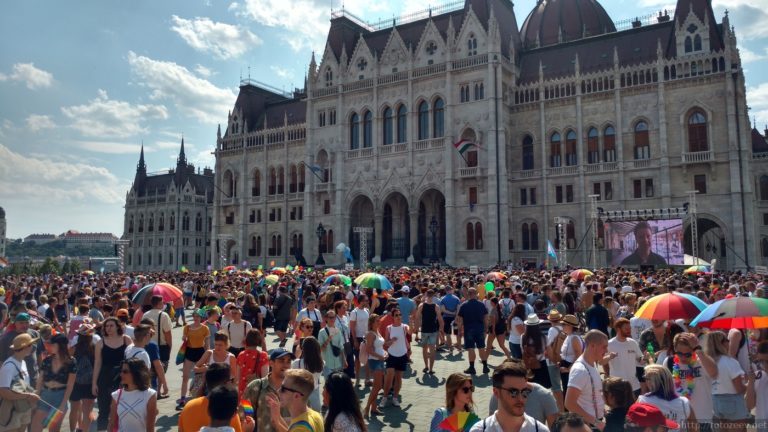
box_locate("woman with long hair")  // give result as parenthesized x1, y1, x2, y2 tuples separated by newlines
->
(429, 373, 475, 431)
(638, 365, 695, 431)
(363, 314, 387, 418)
(68, 324, 97, 432)
(563, 291, 577, 315)
(507, 303, 527, 359)
(603, 377, 635, 432)
(291, 336, 324, 411)
(92, 317, 132, 431)
(108, 357, 157, 432)
(559, 314, 583, 395)
(293, 317, 315, 358)
(179, 309, 210, 406)
(522, 315, 551, 388)
(706, 330, 749, 432)
(484, 297, 511, 360)
(31, 334, 75, 432)
(323, 371, 367, 432)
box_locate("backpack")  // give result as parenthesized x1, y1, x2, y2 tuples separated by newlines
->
(500, 298, 513, 321)
(263, 308, 275, 328)
(547, 328, 567, 364)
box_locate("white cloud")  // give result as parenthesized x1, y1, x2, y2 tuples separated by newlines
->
(0, 63, 53, 90)
(25, 114, 56, 132)
(741, 47, 768, 64)
(195, 64, 214, 78)
(72, 140, 148, 154)
(748, 82, 768, 128)
(127, 51, 237, 124)
(192, 149, 215, 168)
(270, 65, 293, 79)
(61, 89, 168, 138)
(155, 140, 185, 150)
(170, 15, 262, 59)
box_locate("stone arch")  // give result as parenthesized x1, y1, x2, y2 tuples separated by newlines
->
(417, 188, 446, 262)
(381, 191, 410, 261)
(683, 214, 729, 265)
(348, 195, 375, 260)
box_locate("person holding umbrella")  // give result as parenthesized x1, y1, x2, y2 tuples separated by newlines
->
(142, 295, 173, 372)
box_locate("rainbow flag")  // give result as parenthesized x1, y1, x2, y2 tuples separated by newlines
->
(42, 406, 64, 428)
(453, 139, 475, 155)
(241, 400, 254, 416)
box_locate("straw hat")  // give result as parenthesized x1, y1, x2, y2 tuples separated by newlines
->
(561, 314, 579, 327)
(10, 333, 39, 350)
(547, 310, 563, 322)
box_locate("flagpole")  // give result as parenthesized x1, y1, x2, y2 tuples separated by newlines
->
(303, 163, 324, 182)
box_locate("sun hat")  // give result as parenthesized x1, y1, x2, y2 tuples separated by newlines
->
(10, 333, 39, 350)
(524, 313, 541, 326)
(547, 310, 563, 322)
(561, 314, 579, 327)
(626, 403, 679, 429)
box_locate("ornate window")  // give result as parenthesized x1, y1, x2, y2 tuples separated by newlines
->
(587, 128, 599, 164)
(565, 130, 577, 166)
(474, 222, 483, 250)
(688, 111, 708, 152)
(383, 107, 394, 145)
(277, 166, 285, 194)
(467, 34, 477, 56)
(298, 163, 305, 192)
(363, 111, 373, 148)
(289, 165, 298, 193)
(634, 121, 650, 159)
(418, 101, 429, 140)
(603, 126, 616, 162)
(396, 105, 407, 143)
(252, 169, 260, 197)
(433, 98, 444, 138)
(350, 113, 360, 149)
(531, 223, 539, 250)
(269, 168, 277, 195)
(550, 132, 562, 168)
(685, 36, 693, 53)
(522, 223, 530, 250)
(522, 135, 534, 170)
(325, 68, 333, 87)
(466, 223, 475, 250)
(694, 34, 702, 51)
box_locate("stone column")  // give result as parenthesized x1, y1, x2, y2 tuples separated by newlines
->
(372, 212, 383, 263)
(407, 210, 418, 263)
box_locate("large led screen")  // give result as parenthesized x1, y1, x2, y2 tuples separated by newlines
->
(605, 219, 684, 266)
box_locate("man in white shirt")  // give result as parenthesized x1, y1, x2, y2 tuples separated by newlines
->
(565, 330, 608, 431)
(545, 310, 565, 411)
(124, 324, 152, 369)
(605, 318, 642, 396)
(349, 294, 370, 387)
(142, 295, 173, 371)
(471, 360, 549, 432)
(224, 306, 252, 357)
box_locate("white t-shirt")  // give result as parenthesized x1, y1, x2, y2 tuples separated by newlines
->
(37, 304, 50, 317)
(142, 309, 172, 346)
(508, 317, 524, 344)
(638, 394, 691, 432)
(124, 325, 135, 341)
(225, 320, 252, 348)
(124, 345, 151, 369)
(630, 316, 652, 341)
(297, 308, 322, 324)
(349, 308, 369, 339)
(673, 358, 713, 422)
(69, 333, 102, 348)
(111, 387, 156, 432)
(469, 412, 549, 432)
(755, 370, 768, 423)
(386, 324, 408, 357)
(712, 356, 745, 395)
(567, 357, 605, 419)
(607, 337, 642, 391)
(729, 329, 752, 374)
(0, 357, 29, 387)
(561, 334, 582, 364)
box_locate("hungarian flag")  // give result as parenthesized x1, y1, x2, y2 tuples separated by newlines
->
(453, 139, 475, 155)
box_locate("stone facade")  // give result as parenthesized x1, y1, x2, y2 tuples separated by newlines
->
(213, 0, 767, 270)
(0, 206, 6, 258)
(123, 140, 214, 271)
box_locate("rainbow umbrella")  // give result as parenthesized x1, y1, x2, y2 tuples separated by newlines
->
(683, 265, 711, 275)
(486, 272, 507, 281)
(132, 282, 183, 305)
(570, 269, 594, 280)
(690, 297, 768, 329)
(324, 274, 352, 286)
(438, 411, 481, 432)
(354, 272, 393, 290)
(81, 270, 95, 276)
(263, 274, 280, 285)
(240, 270, 254, 276)
(271, 267, 288, 275)
(324, 269, 340, 277)
(222, 265, 237, 272)
(634, 292, 708, 321)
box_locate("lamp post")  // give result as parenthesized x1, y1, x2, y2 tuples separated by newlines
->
(429, 216, 438, 263)
(315, 223, 326, 266)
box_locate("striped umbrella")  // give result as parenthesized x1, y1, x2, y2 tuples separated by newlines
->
(486, 272, 507, 281)
(683, 265, 711, 275)
(132, 282, 183, 305)
(570, 269, 594, 280)
(271, 267, 288, 275)
(354, 272, 393, 290)
(263, 274, 280, 286)
(324, 269, 340, 277)
(324, 274, 352, 286)
(222, 265, 237, 272)
(634, 292, 708, 321)
(690, 297, 768, 329)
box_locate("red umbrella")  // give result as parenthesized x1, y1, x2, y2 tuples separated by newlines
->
(132, 282, 183, 305)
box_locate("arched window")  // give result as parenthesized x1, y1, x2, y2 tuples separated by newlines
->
(269, 168, 277, 195)
(127, 254, 132, 266)
(603, 126, 616, 162)
(467, 34, 477, 56)
(418, 101, 429, 140)
(396, 105, 407, 143)
(277, 166, 285, 194)
(763, 238, 768, 258)
(183, 211, 190, 231)
(565, 130, 577, 166)
(761, 176, 768, 200)
(270, 235, 278, 256)
(256, 236, 262, 256)
(634, 121, 650, 159)
(224, 170, 235, 198)
(587, 127, 599, 164)
(688, 111, 708, 152)
(474, 222, 483, 250)
(433, 98, 444, 138)
(566, 221, 576, 249)
(298, 163, 305, 192)
(466, 223, 475, 250)
(531, 223, 539, 250)
(325, 68, 333, 87)
(289, 165, 298, 193)
(196, 213, 202, 231)
(148, 213, 154, 232)
(158, 213, 164, 231)
(685, 36, 693, 53)
(522, 223, 530, 250)
(138, 214, 144, 232)
(325, 230, 334, 254)
(550, 132, 562, 168)
(170, 212, 175, 230)
(252, 169, 260, 197)
(383, 107, 394, 145)
(522, 135, 534, 170)
(350, 113, 360, 149)
(363, 110, 373, 148)
(694, 35, 702, 51)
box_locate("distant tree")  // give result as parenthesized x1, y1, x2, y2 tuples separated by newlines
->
(61, 260, 71, 274)
(69, 260, 82, 274)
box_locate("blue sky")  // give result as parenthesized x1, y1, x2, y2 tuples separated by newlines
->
(1, 0, 767, 239)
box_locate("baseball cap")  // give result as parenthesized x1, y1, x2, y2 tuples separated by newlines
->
(13, 313, 31, 323)
(401, 286, 410, 293)
(627, 403, 679, 429)
(116, 309, 130, 318)
(269, 348, 295, 361)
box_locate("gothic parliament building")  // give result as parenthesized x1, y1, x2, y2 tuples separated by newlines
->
(125, 0, 768, 271)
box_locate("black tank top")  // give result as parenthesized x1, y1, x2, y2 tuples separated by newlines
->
(422, 303, 439, 333)
(100, 340, 127, 378)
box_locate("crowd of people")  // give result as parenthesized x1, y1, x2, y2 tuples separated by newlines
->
(0, 266, 767, 432)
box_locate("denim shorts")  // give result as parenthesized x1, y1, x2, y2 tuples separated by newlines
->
(547, 364, 563, 392)
(421, 332, 438, 346)
(368, 359, 386, 371)
(38, 388, 68, 412)
(464, 329, 486, 350)
(713, 393, 750, 420)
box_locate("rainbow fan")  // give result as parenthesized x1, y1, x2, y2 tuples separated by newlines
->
(241, 400, 254, 417)
(438, 411, 481, 432)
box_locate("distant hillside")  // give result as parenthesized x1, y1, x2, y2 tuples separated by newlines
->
(6, 239, 114, 258)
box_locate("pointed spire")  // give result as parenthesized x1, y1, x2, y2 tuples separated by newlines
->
(217, 124, 222, 140)
(177, 135, 187, 166)
(137, 141, 146, 172)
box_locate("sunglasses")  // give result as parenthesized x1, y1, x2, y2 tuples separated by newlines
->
(675, 351, 693, 358)
(279, 385, 304, 396)
(460, 385, 475, 394)
(393, 314, 402, 317)
(496, 386, 531, 399)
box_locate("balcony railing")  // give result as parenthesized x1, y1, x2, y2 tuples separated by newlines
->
(753, 152, 768, 160)
(682, 150, 714, 164)
(584, 162, 619, 174)
(346, 147, 374, 159)
(547, 165, 579, 176)
(460, 167, 479, 178)
(413, 137, 445, 151)
(631, 159, 652, 169)
(452, 54, 488, 71)
(315, 182, 331, 192)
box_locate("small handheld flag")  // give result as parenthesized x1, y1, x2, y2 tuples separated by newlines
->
(241, 400, 254, 417)
(41, 402, 64, 428)
(547, 240, 558, 260)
